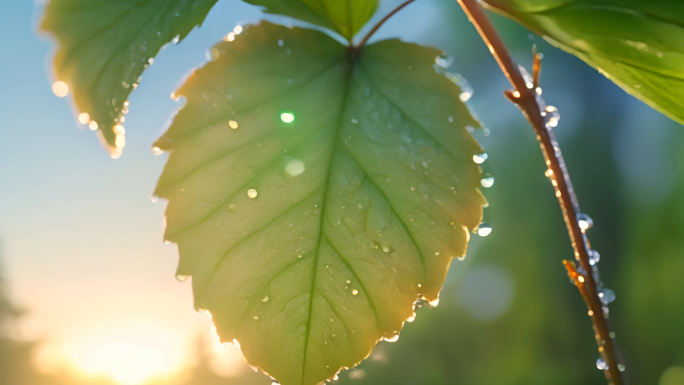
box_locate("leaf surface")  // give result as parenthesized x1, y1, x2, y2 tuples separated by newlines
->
(243, 0, 377, 41)
(483, 0, 684, 125)
(154, 22, 485, 385)
(41, 0, 218, 153)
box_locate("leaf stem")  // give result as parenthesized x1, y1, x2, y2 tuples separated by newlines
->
(352, 0, 416, 56)
(454, 0, 627, 383)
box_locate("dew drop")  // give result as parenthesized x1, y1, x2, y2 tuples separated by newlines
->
(382, 244, 392, 253)
(277, 39, 284, 46)
(298, 255, 303, 258)
(383, 334, 400, 342)
(224, 32, 235, 42)
(113, 125, 125, 135)
(618, 364, 625, 372)
(473, 153, 488, 164)
(247, 189, 258, 199)
(285, 158, 305, 176)
(151, 146, 164, 156)
(78, 112, 91, 124)
(261, 295, 269, 302)
(229, 203, 238, 212)
(598, 288, 616, 305)
(596, 358, 608, 370)
(176, 275, 189, 282)
(544, 105, 560, 128)
(52, 81, 69, 97)
(88, 121, 99, 131)
(233, 25, 243, 34)
(351, 117, 358, 124)
(229, 120, 238, 129)
(435, 53, 453, 69)
(253, 316, 259, 320)
(589, 249, 600, 265)
(477, 222, 492, 237)
(545, 169, 554, 177)
(352, 290, 359, 296)
(448, 115, 454, 123)
(577, 213, 593, 230)
(480, 175, 495, 188)
(357, 203, 363, 209)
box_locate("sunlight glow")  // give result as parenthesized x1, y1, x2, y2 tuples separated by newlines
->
(89, 343, 167, 385)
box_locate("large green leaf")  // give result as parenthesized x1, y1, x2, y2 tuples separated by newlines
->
(243, 0, 377, 41)
(41, 0, 218, 155)
(482, 0, 684, 125)
(154, 22, 486, 385)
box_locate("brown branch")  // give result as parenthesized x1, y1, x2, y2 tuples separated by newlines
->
(351, 0, 416, 57)
(455, 0, 627, 383)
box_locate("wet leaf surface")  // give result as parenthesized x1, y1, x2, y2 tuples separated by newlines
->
(154, 22, 486, 385)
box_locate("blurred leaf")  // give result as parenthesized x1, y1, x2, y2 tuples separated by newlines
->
(41, 0, 218, 153)
(243, 0, 377, 41)
(154, 22, 485, 385)
(483, 0, 684, 125)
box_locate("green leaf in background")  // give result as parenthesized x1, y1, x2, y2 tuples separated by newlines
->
(153, 22, 486, 385)
(41, 0, 218, 155)
(482, 0, 684, 125)
(243, 0, 377, 41)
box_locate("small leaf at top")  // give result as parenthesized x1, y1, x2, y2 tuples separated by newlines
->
(243, 0, 378, 41)
(41, 0, 218, 155)
(483, 0, 684, 125)
(154, 22, 486, 385)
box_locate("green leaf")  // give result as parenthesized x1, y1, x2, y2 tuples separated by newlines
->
(41, 0, 218, 154)
(154, 22, 486, 385)
(243, 0, 377, 41)
(483, 0, 684, 125)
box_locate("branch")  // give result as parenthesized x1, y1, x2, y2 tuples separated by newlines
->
(351, 0, 416, 56)
(455, 0, 627, 384)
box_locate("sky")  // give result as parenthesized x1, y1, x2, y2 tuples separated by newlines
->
(0, 0, 473, 382)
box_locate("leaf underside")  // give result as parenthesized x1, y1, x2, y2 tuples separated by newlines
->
(155, 22, 486, 385)
(484, 0, 684, 125)
(41, 0, 218, 152)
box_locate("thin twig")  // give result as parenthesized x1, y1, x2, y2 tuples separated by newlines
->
(351, 0, 416, 56)
(455, 0, 626, 383)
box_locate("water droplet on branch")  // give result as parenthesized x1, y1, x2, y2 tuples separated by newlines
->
(577, 213, 593, 230)
(598, 288, 615, 305)
(596, 358, 608, 370)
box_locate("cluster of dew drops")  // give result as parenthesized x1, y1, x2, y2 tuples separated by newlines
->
(575, 211, 623, 373)
(433, 52, 495, 238)
(515, 62, 622, 374)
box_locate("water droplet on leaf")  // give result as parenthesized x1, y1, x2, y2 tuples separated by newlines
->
(473, 153, 488, 164)
(477, 222, 492, 237)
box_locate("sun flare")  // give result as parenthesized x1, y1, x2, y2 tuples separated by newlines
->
(88, 342, 168, 385)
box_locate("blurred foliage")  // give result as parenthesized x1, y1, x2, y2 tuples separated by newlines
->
(483, 0, 684, 126)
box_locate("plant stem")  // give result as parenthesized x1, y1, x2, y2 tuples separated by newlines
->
(352, 0, 416, 54)
(454, 0, 626, 383)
